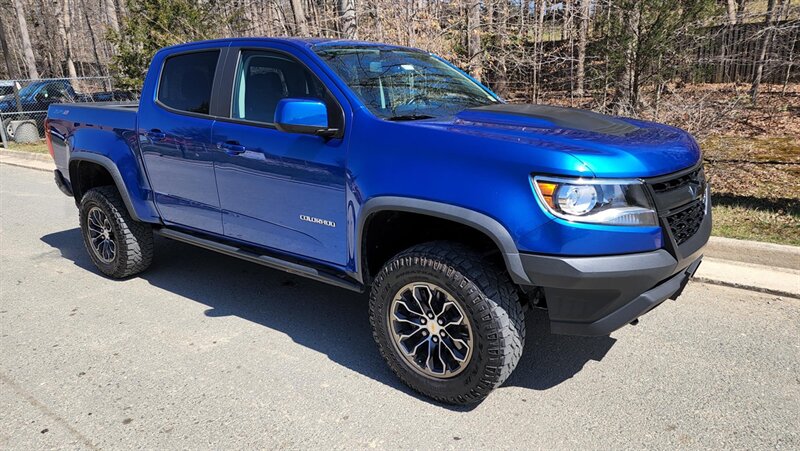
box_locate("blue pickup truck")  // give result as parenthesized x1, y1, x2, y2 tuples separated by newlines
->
(46, 38, 710, 404)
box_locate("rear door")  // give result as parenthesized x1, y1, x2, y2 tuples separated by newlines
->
(138, 49, 226, 234)
(211, 46, 349, 265)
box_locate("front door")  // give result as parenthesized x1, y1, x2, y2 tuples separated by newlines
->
(211, 49, 348, 265)
(138, 49, 224, 234)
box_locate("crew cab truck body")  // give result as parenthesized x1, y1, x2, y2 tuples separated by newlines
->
(46, 38, 710, 404)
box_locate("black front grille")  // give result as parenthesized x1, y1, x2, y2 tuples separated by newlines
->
(666, 200, 705, 245)
(650, 168, 704, 194)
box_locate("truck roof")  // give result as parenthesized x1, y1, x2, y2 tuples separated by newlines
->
(158, 37, 422, 54)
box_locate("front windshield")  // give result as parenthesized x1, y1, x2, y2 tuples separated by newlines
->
(315, 47, 499, 120)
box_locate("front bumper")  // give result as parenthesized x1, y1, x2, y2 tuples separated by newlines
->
(521, 190, 711, 336)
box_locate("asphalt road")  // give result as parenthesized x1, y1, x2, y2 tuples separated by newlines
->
(1, 163, 799, 450)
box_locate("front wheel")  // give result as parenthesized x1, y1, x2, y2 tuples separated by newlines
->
(369, 242, 525, 404)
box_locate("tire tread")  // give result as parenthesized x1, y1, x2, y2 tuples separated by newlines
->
(79, 186, 153, 278)
(369, 241, 525, 404)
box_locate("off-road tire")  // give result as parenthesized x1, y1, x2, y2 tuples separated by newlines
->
(79, 186, 153, 278)
(369, 241, 525, 404)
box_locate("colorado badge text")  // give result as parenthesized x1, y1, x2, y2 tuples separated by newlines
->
(300, 214, 336, 228)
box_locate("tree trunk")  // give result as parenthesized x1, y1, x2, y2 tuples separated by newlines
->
(290, 0, 309, 35)
(750, 0, 777, 104)
(575, 0, 590, 97)
(533, 0, 546, 102)
(467, 0, 482, 81)
(736, 0, 746, 23)
(57, 0, 78, 79)
(612, 4, 639, 114)
(271, 0, 289, 35)
(13, 0, 39, 79)
(726, 0, 738, 24)
(81, 0, 110, 87)
(338, 0, 357, 39)
(494, 0, 509, 96)
(0, 15, 16, 79)
(105, 0, 119, 32)
(372, 0, 383, 40)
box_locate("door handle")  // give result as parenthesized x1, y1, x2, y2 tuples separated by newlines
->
(147, 129, 166, 141)
(218, 141, 246, 155)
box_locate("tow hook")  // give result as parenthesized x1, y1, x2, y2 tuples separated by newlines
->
(629, 319, 639, 326)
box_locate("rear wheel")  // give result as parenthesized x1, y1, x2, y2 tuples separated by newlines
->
(369, 241, 525, 404)
(79, 186, 153, 278)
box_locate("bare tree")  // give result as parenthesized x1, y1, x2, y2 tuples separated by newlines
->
(467, 0, 482, 81)
(750, 0, 778, 103)
(105, 0, 119, 32)
(290, 0, 309, 35)
(575, 0, 590, 97)
(339, 0, 357, 38)
(736, 0, 747, 23)
(13, 0, 39, 78)
(726, 0, 738, 24)
(56, 0, 78, 79)
(0, 14, 15, 78)
(493, 0, 510, 95)
(79, 0, 110, 87)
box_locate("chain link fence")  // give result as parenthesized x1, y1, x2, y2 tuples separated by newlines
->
(0, 77, 138, 148)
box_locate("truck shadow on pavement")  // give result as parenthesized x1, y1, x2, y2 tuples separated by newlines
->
(42, 228, 616, 410)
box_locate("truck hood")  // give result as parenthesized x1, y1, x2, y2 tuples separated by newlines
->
(415, 104, 701, 178)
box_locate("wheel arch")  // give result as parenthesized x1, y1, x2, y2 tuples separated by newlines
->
(356, 197, 531, 286)
(69, 152, 159, 224)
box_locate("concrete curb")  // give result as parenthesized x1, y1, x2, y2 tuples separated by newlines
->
(0, 148, 53, 162)
(704, 236, 799, 270)
(695, 258, 799, 299)
(0, 150, 55, 173)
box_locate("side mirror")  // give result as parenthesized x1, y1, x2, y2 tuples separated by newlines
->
(274, 98, 335, 137)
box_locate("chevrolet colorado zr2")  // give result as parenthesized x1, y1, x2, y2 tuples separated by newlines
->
(46, 38, 710, 404)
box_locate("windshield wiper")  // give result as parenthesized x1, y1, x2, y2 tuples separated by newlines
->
(386, 114, 435, 121)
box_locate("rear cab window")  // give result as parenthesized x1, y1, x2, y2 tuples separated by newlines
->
(157, 50, 220, 115)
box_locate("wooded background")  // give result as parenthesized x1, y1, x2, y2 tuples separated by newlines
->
(1, 0, 798, 123)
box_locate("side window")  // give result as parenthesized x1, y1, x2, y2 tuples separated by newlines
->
(232, 51, 329, 125)
(158, 50, 219, 115)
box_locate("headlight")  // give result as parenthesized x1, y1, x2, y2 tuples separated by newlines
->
(533, 176, 657, 226)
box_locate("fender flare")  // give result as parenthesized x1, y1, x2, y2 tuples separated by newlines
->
(355, 196, 531, 285)
(68, 151, 159, 223)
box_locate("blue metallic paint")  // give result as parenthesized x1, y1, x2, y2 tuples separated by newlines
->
(275, 98, 329, 129)
(47, 104, 160, 223)
(47, 37, 705, 280)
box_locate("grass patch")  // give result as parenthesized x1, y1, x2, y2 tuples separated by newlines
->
(701, 135, 799, 246)
(5, 141, 49, 154)
(712, 199, 800, 246)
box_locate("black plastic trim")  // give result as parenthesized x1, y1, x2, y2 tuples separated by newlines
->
(68, 151, 159, 223)
(54, 169, 73, 197)
(156, 228, 363, 292)
(357, 197, 531, 285)
(549, 258, 702, 336)
(520, 247, 706, 336)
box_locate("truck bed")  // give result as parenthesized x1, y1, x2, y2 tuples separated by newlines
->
(48, 101, 139, 133)
(47, 101, 141, 179)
